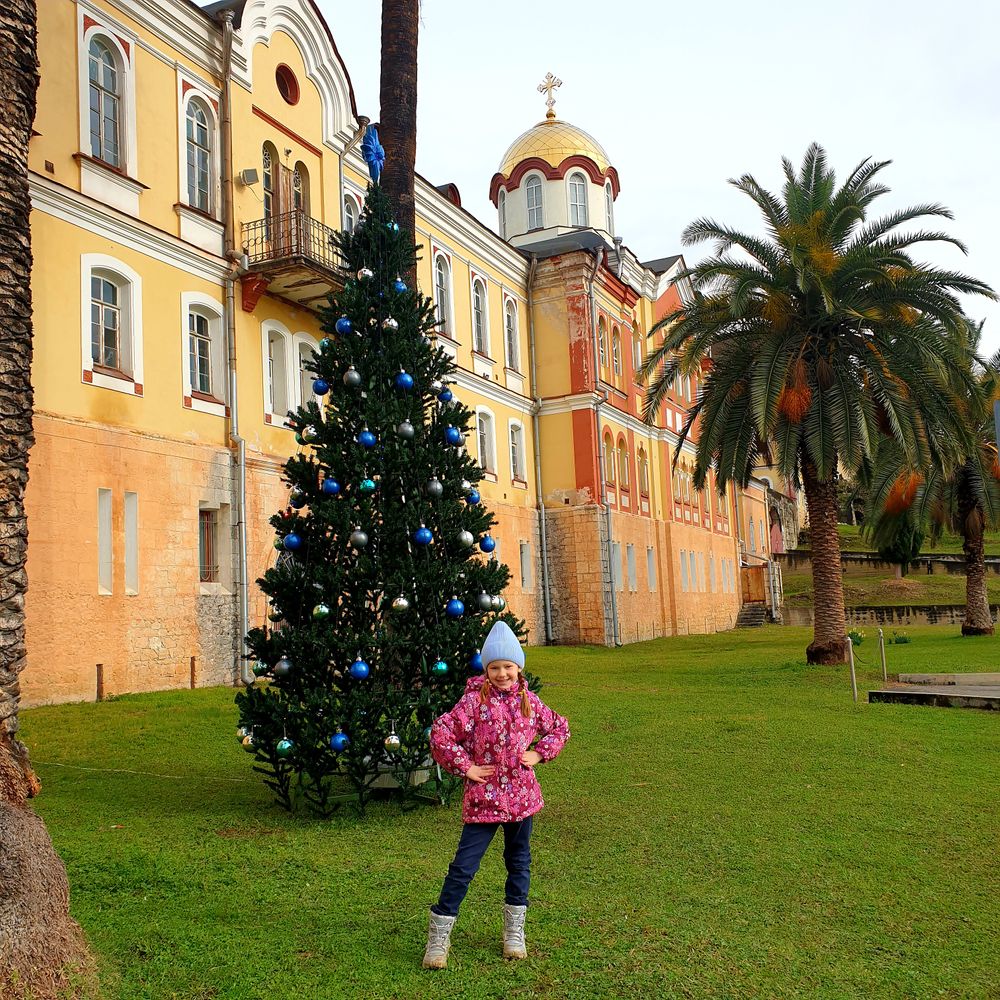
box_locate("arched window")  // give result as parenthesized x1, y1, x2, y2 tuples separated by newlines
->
(91, 269, 127, 372)
(296, 338, 318, 407)
(343, 194, 358, 233)
(498, 190, 507, 239)
(88, 38, 122, 166)
(185, 98, 212, 213)
(509, 422, 525, 480)
(612, 328, 622, 376)
(638, 448, 649, 495)
(605, 182, 614, 235)
(264, 325, 290, 420)
(262, 142, 278, 237)
(633, 333, 643, 374)
(472, 278, 487, 355)
(434, 255, 452, 336)
(526, 175, 543, 230)
(603, 433, 615, 483)
(598, 317, 608, 368)
(293, 162, 309, 214)
(504, 300, 520, 370)
(476, 410, 496, 473)
(617, 439, 630, 489)
(749, 517, 757, 553)
(569, 172, 588, 226)
(181, 294, 225, 413)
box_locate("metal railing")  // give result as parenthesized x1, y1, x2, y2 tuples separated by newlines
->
(241, 211, 343, 272)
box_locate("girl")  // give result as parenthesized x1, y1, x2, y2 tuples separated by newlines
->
(423, 620, 570, 969)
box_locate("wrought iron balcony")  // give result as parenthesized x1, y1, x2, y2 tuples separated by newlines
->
(240, 211, 344, 310)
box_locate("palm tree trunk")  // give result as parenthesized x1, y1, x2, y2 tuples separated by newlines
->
(957, 470, 993, 636)
(378, 0, 418, 276)
(801, 460, 847, 664)
(0, 4, 92, 992)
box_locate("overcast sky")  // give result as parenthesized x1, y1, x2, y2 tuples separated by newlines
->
(315, 0, 1000, 348)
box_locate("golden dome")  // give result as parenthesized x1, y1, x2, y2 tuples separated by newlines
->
(497, 118, 611, 178)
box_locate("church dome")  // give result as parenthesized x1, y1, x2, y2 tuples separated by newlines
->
(497, 118, 612, 179)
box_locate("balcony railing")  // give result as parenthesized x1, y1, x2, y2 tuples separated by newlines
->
(242, 211, 343, 272)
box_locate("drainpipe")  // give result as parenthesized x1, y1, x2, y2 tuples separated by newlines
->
(219, 11, 253, 687)
(526, 254, 552, 644)
(613, 236, 624, 279)
(587, 248, 621, 646)
(338, 115, 370, 226)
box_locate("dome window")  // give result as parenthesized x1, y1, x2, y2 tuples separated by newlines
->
(498, 189, 507, 239)
(526, 175, 544, 230)
(569, 172, 588, 227)
(605, 182, 614, 235)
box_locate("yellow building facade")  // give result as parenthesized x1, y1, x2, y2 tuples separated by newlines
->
(23, 0, 780, 706)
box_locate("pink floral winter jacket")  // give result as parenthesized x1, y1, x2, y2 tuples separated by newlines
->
(430, 675, 570, 824)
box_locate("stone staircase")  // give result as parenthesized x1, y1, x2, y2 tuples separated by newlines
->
(736, 603, 768, 628)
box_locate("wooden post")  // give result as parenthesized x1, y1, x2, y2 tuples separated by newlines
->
(878, 628, 888, 682)
(190, 656, 197, 690)
(96, 663, 104, 702)
(846, 637, 858, 703)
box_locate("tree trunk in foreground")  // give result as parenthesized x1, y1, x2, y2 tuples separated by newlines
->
(957, 473, 993, 636)
(0, 3, 93, 995)
(379, 0, 418, 277)
(801, 461, 847, 664)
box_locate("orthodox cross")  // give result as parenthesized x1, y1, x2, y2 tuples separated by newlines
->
(537, 72, 562, 119)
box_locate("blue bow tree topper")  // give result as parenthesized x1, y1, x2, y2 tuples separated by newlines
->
(361, 124, 385, 183)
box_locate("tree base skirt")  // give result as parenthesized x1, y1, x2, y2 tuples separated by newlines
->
(806, 638, 847, 665)
(961, 623, 995, 636)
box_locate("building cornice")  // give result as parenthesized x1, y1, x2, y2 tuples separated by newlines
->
(450, 366, 534, 416)
(30, 173, 229, 283)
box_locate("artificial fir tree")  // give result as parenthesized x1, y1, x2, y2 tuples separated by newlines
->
(235, 163, 524, 815)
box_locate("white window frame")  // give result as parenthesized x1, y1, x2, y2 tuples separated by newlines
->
(526, 174, 544, 230)
(261, 320, 294, 427)
(198, 500, 233, 596)
(568, 172, 588, 227)
(617, 439, 630, 490)
(471, 275, 489, 356)
(603, 433, 615, 485)
(498, 189, 507, 239)
(612, 329, 622, 376)
(181, 292, 226, 417)
(605, 182, 615, 235)
(293, 332, 322, 410)
(508, 419, 526, 482)
(749, 517, 757, 553)
(80, 253, 143, 396)
(475, 406, 497, 475)
(503, 297, 521, 372)
(433, 249, 455, 339)
(637, 448, 649, 496)
(178, 87, 220, 218)
(598, 318, 608, 368)
(342, 193, 359, 233)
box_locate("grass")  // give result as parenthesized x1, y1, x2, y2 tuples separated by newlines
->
(829, 524, 1000, 555)
(781, 564, 1000, 608)
(21, 627, 1000, 1000)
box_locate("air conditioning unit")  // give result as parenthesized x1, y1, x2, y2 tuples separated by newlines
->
(238, 168, 259, 186)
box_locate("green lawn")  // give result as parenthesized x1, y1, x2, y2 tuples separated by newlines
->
(829, 524, 1000, 555)
(22, 627, 1000, 1000)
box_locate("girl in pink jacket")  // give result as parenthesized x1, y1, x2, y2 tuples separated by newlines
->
(422, 620, 570, 970)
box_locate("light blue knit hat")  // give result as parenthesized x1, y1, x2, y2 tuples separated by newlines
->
(480, 620, 524, 670)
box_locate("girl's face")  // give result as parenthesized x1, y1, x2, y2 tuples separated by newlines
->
(486, 658, 519, 691)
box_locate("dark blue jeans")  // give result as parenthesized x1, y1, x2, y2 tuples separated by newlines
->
(432, 817, 533, 917)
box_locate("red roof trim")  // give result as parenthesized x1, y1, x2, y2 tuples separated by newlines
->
(489, 156, 620, 205)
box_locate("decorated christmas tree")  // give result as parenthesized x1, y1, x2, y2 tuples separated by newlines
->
(236, 136, 523, 815)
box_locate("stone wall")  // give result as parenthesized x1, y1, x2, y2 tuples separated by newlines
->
(781, 604, 999, 627)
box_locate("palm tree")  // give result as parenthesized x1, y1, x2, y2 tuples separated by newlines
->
(0, 2, 91, 992)
(379, 0, 419, 266)
(640, 144, 996, 664)
(867, 323, 1000, 635)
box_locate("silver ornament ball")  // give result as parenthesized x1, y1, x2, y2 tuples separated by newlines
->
(357, 267, 374, 281)
(343, 366, 362, 388)
(457, 530, 475, 548)
(350, 528, 369, 549)
(391, 594, 410, 613)
(273, 656, 293, 678)
(396, 420, 415, 440)
(429, 379, 444, 394)
(384, 733, 402, 751)
(477, 592, 494, 612)
(490, 595, 503, 612)
(382, 317, 399, 332)
(425, 477, 444, 498)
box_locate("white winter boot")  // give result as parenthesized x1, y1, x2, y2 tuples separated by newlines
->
(502, 903, 528, 959)
(422, 910, 457, 969)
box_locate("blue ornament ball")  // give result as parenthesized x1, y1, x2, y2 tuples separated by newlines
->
(413, 526, 433, 546)
(321, 478, 341, 496)
(432, 659, 449, 676)
(357, 429, 377, 448)
(444, 425, 463, 445)
(330, 731, 350, 752)
(320, 337, 333, 350)
(438, 388, 453, 403)
(283, 533, 302, 551)
(446, 597, 465, 618)
(387, 221, 400, 233)
(479, 534, 496, 553)
(359, 477, 376, 494)
(288, 489, 306, 509)
(335, 316, 353, 335)
(312, 378, 330, 396)
(469, 653, 484, 672)
(349, 658, 370, 680)
(466, 489, 481, 505)
(393, 279, 408, 294)
(394, 370, 414, 391)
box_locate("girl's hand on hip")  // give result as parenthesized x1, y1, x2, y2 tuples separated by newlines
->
(520, 750, 542, 768)
(465, 764, 495, 784)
